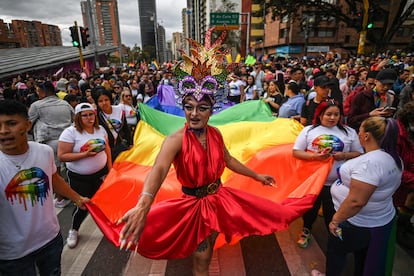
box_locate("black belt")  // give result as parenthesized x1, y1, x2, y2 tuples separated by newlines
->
(182, 179, 221, 198)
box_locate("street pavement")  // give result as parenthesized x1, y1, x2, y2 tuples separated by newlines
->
(57, 204, 414, 276)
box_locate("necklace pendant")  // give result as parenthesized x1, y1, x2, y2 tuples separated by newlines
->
(16, 165, 21, 170)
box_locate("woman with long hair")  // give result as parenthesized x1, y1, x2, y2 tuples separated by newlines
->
(293, 100, 363, 249)
(243, 75, 258, 100)
(58, 103, 112, 248)
(263, 79, 284, 115)
(322, 117, 403, 275)
(117, 87, 139, 134)
(92, 87, 132, 161)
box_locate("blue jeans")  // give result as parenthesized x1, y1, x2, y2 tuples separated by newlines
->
(0, 232, 63, 276)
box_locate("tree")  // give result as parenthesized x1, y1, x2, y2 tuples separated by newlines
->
(266, 0, 414, 52)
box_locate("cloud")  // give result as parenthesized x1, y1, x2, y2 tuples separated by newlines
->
(0, 0, 185, 47)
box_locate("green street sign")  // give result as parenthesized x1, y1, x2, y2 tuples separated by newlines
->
(210, 12, 239, 28)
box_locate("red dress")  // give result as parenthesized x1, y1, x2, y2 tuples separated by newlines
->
(137, 124, 298, 259)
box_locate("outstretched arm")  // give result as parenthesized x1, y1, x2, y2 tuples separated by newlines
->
(117, 130, 183, 248)
(224, 146, 274, 186)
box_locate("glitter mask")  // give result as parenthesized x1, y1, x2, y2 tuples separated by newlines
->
(175, 27, 231, 103)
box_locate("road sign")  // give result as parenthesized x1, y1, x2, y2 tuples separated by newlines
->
(210, 12, 239, 30)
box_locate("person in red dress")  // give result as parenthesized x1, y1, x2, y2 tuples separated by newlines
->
(117, 28, 298, 275)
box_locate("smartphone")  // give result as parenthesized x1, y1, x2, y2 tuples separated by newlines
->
(383, 106, 396, 112)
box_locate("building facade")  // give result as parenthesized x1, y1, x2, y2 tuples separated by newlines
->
(181, 0, 413, 58)
(137, 0, 157, 55)
(157, 24, 167, 63)
(262, 0, 413, 57)
(81, 0, 121, 47)
(171, 31, 183, 60)
(0, 19, 61, 49)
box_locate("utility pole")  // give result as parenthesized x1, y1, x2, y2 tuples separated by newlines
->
(240, 12, 251, 56)
(357, 0, 370, 55)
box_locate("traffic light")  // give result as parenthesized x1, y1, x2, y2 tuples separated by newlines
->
(367, 8, 375, 29)
(353, 9, 364, 31)
(80, 27, 90, 49)
(69, 26, 80, 48)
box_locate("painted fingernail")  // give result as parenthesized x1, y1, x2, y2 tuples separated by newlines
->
(126, 241, 133, 251)
(133, 245, 138, 257)
(119, 239, 126, 250)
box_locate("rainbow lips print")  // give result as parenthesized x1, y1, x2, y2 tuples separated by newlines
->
(5, 167, 50, 210)
(80, 139, 106, 153)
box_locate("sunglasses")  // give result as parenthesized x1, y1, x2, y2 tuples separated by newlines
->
(81, 113, 95, 118)
(124, 94, 131, 97)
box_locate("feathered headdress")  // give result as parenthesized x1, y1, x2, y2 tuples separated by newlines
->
(175, 27, 230, 102)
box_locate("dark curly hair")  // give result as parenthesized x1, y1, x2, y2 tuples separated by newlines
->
(398, 102, 414, 127)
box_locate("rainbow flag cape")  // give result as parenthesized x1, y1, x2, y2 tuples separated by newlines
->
(87, 100, 333, 249)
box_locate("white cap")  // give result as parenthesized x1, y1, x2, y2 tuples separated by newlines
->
(75, 103, 95, 114)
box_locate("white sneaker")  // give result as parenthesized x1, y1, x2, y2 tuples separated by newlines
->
(54, 198, 69, 208)
(67, 229, 78, 248)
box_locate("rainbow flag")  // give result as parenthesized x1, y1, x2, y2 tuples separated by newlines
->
(150, 60, 159, 70)
(87, 100, 333, 250)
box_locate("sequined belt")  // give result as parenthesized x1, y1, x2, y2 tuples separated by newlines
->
(182, 179, 221, 198)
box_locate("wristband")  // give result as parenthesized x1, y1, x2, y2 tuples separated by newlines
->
(75, 196, 86, 207)
(140, 191, 154, 199)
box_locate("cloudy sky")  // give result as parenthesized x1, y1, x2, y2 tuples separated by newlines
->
(0, 0, 186, 47)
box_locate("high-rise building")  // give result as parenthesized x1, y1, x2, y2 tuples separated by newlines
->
(137, 0, 157, 55)
(0, 19, 61, 49)
(185, 0, 208, 43)
(81, 0, 121, 47)
(171, 32, 183, 60)
(0, 19, 21, 48)
(157, 24, 167, 63)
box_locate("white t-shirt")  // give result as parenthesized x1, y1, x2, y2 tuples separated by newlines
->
(131, 88, 138, 98)
(0, 142, 59, 260)
(117, 103, 138, 127)
(244, 84, 258, 100)
(293, 125, 363, 185)
(331, 150, 402, 227)
(101, 105, 124, 140)
(59, 126, 108, 175)
(251, 70, 265, 90)
(228, 79, 245, 96)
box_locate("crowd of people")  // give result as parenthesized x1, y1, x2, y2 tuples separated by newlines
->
(1, 48, 414, 275)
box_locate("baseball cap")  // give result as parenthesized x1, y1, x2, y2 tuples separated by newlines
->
(75, 103, 95, 114)
(314, 76, 333, 87)
(376, 68, 397, 84)
(58, 78, 69, 84)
